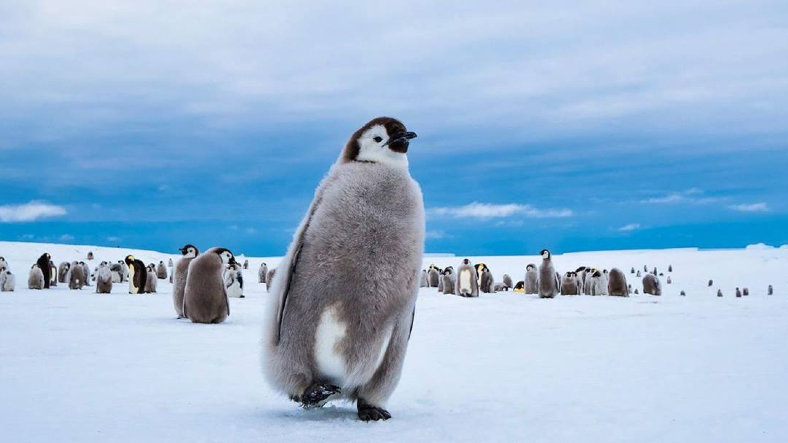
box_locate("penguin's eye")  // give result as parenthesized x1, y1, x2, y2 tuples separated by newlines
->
(373, 136, 383, 143)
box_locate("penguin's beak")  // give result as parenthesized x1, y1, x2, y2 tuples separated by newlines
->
(229, 257, 237, 265)
(384, 131, 418, 153)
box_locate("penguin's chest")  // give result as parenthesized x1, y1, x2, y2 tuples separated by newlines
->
(459, 269, 472, 292)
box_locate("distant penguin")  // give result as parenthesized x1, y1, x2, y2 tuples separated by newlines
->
(644, 265, 648, 272)
(668, 265, 673, 272)
(156, 261, 168, 280)
(87, 251, 94, 261)
(716, 289, 722, 297)
(58, 262, 70, 283)
(0, 269, 15, 292)
(442, 271, 456, 295)
(173, 245, 199, 318)
(538, 249, 559, 299)
(708, 279, 713, 287)
(502, 274, 513, 290)
(428, 268, 440, 288)
(144, 264, 157, 293)
(124, 255, 147, 294)
(666, 276, 672, 284)
(560, 272, 580, 295)
(480, 267, 495, 293)
(524, 264, 539, 294)
(28, 265, 45, 290)
(513, 281, 525, 293)
(81, 262, 91, 286)
(259, 263, 269, 284)
(266, 268, 276, 292)
(736, 288, 742, 298)
(183, 247, 234, 323)
(168, 258, 174, 268)
(96, 264, 113, 294)
(628, 284, 632, 294)
(680, 291, 686, 296)
(631, 267, 635, 274)
(607, 268, 628, 297)
(225, 263, 245, 298)
(636, 270, 641, 278)
(634, 289, 639, 294)
(419, 270, 429, 288)
(68, 262, 85, 290)
(243, 259, 249, 270)
(642, 274, 661, 296)
(768, 285, 773, 295)
(743, 287, 749, 297)
(456, 258, 479, 297)
(36, 253, 52, 289)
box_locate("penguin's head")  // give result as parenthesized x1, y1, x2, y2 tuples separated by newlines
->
(593, 270, 602, 277)
(213, 248, 236, 266)
(526, 264, 535, 271)
(462, 258, 471, 265)
(124, 255, 135, 266)
(179, 244, 199, 258)
(540, 249, 551, 260)
(341, 117, 417, 167)
(575, 266, 586, 272)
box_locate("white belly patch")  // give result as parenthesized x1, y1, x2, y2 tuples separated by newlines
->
(314, 306, 348, 384)
(459, 269, 472, 293)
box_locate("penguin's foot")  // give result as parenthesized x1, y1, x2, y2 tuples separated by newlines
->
(357, 399, 391, 421)
(300, 383, 341, 409)
(239, 295, 245, 298)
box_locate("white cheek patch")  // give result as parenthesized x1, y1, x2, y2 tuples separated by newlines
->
(314, 306, 348, 384)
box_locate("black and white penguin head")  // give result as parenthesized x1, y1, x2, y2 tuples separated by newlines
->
(124, 255, 136, 266)
(212, 248, 236, 266)
(341, 117, 417, 168)
(526, 264, 535, 271)
(575, 266, 586, 273)
(462, 258, 471, 265)
(179, 244, 199, 258)
(540, 249, 551, 260)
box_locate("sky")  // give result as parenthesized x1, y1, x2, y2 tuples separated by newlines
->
(1, 0, 787, 256)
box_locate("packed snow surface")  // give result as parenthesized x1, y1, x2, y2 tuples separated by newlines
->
(1, 241, 786, 443)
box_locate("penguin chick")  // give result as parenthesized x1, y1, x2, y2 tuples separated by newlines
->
(587, 270, 606, 296)
(144, 264, 158, 293)
(261, 117, 423, 422)
(87, 251, 94, 261)
(607, 268, 628, 297)
(49, 261, 58, 287)
(456, 258, 479, 297)
(480, 267, 495, 293)
(109, 263, 122, 283)
(156, 261, 168, 280)
(442, 272, 456, 295)
(173, 245, 199, 318)
(81, 262, 91, 287)
(0, 270, 15, 292)
(243, 259, 249, 270)
(96, 263, 113, 294)
(419, 270, 429, 288)
(502, 274, 513, 290)
(225, 263, 245, 298)
(28, 265, 45, 290)
(259, 263, 269, 284)
(266, 268, 276, 292)
(642, 274, 661, 296)
(168, 258, 174, 268)
(183, 247, 234, 324)
(524, 264, 539, 295)
(428, 268, 440, 288)
(537, 250, 559, 299)
(560, 272, 579, 295)
(68, 261, 85, 290)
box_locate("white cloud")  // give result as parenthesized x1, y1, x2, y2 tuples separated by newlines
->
(618, 223, 641, 232)
(0, 201, 67, 222)
(641, 188, 719, 205)
(106, 236, 121, 242)
(728, 202, 769, 213)
(426, 230, 451, 240)
(58, 234, 75, 242)
(431, 202, 573, 219)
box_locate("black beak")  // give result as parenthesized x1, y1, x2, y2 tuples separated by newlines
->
(178, 248, 186, 254)
(384, 131, 418, 153)
(229, 257, 237, 265)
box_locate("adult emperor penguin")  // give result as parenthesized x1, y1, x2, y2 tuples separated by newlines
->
(513, 281, 525, 293)
(183, 247, 235, 323)
(642, 274, 661, 296)
(156, 261, 168, 280)
(173, 245, 199, 318)
(36, 253, 52, 289)
(262, 117, 423, 421)
(538, 249, 559, 299)
(524, 264, 539, 294)
(124, 255, 147, 294)
(259, 262, 268, 283)
(607, 268, 628, 297)
(96, 263, 113, 294)
(28, 265, 45, 289)
(456, 258, 479, 297)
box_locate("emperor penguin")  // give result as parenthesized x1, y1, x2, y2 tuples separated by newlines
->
(668, 264, 673, 272)
(437, 268, 444, 292)
(642, 274, 661, 296)
(717, 289, 723, 297)
(28, 265, 45, 289)
(87, 251, 94, 260)
(173, 245, 199, 318)
(537, 249, 559, 299)
(666, 276, 672, 285)
(587, 270, 605, 295)
(183, 247, 235, 323)
(96, 263, 113, 294)
(266, 268, 276, 292)
(631, 267, 635, 274)
(119, 260, 129, 282)
(261, 117, 423, 421)
(513, 281, 525, 293)
(419, 270, 429, 288)
(574, 267, 587, 293)
(607, 268, 628, 297)
(36, 253, 52, 289)
(524, 264, 539, 294)
(480, 266, 495, 293)
(0, 269, 15, 292)
(168, 258, 174, 268)
(456, 258, 479, 297)
(144, 264, 158, 293)
(735, 287, 742, 298)
(743, 287, 749, 296)
(58, 262, 70, 283)
(768, 285, 773, 295)
(243, 259, 249, 270)
(224, 262, 245, 298)
(441, 270, 456, 295)
(560, 272, 580, 295)
(81, 262, 91, 287)
(428, 267, 440, 288)
(68, 261, 85, 290)
(636, 270, 641, 278)
(124, 255, 147, 294)
(502, 274, 513, 290)
(259, 263, 269, 284)
(708, 279, 713, 287)
(49, 261, 58, 287)
(110, 263, 122, 283)
(0, 257, 6, 271)
(156, 261, 168, 280)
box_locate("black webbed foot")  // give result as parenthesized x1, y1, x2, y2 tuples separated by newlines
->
(300, 383, 341, 409)
(357, 399, 391, 421)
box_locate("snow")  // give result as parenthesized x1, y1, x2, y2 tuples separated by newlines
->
(1, 241, 787, 443)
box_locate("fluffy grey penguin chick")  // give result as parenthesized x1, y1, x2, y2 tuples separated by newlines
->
(524, 264, 539, 294)
(560, 272, 580, 295)
(502, 274, 513, 290)
(259, 263, 268, 283)
(642, 274, 662, 296)
(156, 261, 168, 280)
(537, 250, 559, 298)
(96, 263, 113, 294)
(144, 265, 158, 293)
(68, 261, 85, 290)
(1, 270, 15, 292)
(442, 271, 456, 295)
(266, 268, 276, 292)
(183, 247, 234, 324)
(81, 262, 91, 286)
(28, 265, 45, 290)
(456, 259, 479, 297)
(173, 245, 199, 319)
(428, 268, 440, 288)
(419, 270, 429, 288)
(262, 117, 423, 422)
(480, 267, 495, 293)
(607, 268, 628, 297)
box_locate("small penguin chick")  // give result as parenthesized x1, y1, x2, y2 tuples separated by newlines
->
(537, 249, 559, 299)
(173, 244, 199, 318)
(524, 264, 539, 295)
(259, 262, 269, 284)
(183, 247, 234, 324)
(717, 289, 723, 297)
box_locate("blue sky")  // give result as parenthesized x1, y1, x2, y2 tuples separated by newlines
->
(1, 0, 787, 256)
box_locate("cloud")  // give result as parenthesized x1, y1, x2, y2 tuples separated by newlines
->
(106, 236, 121, 242)
(618, 223, 641, 232)
(426, 230, 451, 240)
(641, 188, 719, 205)
(728, 202, 769, 213)
(0, 201, 67, 222)
(58, 234, 75, 242)
(431, 202, 573, 219)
